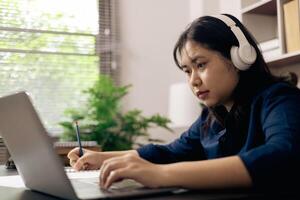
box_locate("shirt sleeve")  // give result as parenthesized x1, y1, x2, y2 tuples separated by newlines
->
(137, 109, 208, 164)
(239, 86, 300, 190)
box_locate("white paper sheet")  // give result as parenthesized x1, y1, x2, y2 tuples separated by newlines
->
(0, 175, 25, 188)
(0, 170, 100, 188)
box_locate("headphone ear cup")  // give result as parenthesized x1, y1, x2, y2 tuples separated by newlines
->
(230, 46, 250, 71)
(238, 44, 257, 65)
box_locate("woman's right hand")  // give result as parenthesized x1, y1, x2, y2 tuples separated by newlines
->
(67, 147, 104, 171)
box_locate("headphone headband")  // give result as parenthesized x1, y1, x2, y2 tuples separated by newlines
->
(213, 15, 249, 47)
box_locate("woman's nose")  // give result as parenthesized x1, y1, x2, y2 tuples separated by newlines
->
(190, 70, 202, 87)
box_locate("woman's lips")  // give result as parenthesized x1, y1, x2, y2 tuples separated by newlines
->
(196, 90, 209, 100)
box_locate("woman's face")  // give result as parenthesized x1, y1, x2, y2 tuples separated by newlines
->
(179, 40, 239, 111)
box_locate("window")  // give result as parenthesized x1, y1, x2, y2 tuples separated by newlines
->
(0, 0, 99, 135)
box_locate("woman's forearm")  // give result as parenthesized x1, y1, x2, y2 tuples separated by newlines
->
(161, 156, 252, 189)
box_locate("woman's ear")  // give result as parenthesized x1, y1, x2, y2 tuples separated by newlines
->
(226, 59, 239, 73)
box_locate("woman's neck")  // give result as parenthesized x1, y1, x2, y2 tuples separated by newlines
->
(223, 100, 234, 112)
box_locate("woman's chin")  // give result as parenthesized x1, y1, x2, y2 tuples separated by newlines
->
(201, 100, 218, 108)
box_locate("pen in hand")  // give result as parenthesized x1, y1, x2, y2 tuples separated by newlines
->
(75, 121, 84, 157)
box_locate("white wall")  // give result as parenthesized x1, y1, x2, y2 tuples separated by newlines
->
(118, 0, 242, 143)
(189, 0, 241, 22)
(219, 0, 241, 19)
(118, 0, 188, 116)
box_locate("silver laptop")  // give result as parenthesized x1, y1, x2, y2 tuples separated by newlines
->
(0, 91, 184, 200)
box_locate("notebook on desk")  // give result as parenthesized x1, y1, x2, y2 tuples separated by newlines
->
(0, 91, 184, 200)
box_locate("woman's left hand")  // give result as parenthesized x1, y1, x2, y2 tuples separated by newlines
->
(100, 154, 167, 189)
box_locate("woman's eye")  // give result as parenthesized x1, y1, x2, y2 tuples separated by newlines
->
(197, 63, 206, 68)
(183, 70, 191, 75)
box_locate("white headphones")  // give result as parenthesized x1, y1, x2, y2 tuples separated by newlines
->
(213, 15, 257, 71)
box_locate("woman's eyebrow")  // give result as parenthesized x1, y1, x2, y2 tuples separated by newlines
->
(179, 55, 206, 69)
(191, 55, 206, 63)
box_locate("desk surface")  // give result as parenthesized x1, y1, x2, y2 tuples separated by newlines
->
(0, 165, 298, 200)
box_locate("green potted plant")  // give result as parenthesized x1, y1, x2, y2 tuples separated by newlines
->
(59, 75, 173, 151)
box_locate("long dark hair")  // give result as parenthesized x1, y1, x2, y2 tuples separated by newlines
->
(173, 14, 297, 154)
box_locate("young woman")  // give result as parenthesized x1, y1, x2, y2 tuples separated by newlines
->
(68, 14, 300, 191)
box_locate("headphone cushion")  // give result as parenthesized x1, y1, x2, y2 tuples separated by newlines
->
(238, 44, 257, 65)
(230, 46, 250, 71)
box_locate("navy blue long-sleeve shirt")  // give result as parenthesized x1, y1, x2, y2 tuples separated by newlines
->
(137, 82, 300, 190)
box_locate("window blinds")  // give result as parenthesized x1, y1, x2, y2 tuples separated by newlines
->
(98, 0, 119, 83)
(0, 0, 100, 135)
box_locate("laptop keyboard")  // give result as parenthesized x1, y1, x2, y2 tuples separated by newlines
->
(73, 178, 144, 190)
(66, 167, 144, 194)
(70, 178, 148, 199)
(65, 168, 181, 199)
